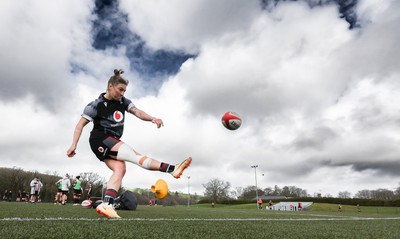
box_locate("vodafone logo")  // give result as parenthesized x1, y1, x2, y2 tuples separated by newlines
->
(98, 147, 104, 153)
(113, 111, 123, 122)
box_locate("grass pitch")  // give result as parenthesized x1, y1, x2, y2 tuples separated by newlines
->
(0, 202, 399, 239)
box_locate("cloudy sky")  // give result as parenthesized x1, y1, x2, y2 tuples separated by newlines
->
(1, 0, 399, 198)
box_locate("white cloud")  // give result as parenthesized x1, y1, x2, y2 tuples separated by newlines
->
(357, 0, 395, 24)
(0, 0, 92, 104)
(119, 0, 262, 52)
(185, 3, 353, 116)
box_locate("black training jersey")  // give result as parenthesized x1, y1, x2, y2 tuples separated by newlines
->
(82, 93, 135, 138)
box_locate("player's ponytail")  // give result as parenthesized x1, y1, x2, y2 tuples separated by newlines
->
(108, 69, 129, 87)
(114, 69, 124, 75)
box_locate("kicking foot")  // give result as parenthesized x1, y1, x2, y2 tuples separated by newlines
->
(171, 157, 192, 179)
(96, 203, 121, 219)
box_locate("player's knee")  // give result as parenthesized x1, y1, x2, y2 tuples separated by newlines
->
(117, 143, 152, 169)
(117, 143, 135, 162)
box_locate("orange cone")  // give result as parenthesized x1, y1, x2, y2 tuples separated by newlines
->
(151, 179, 169, 199)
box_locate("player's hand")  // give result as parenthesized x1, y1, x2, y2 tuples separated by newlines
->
(151, 118, 164, 128)
(67, 146, 76, 157)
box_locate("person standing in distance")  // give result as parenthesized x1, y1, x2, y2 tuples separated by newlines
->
(85, 183, 92, 200)
(67, 69, 192, 218)
(29, 177, 42, 203)
(54, 179, 63, 204)
(72, 176, 83, 205)
(61, 174, 71, 205)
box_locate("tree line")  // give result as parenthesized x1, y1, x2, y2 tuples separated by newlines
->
(0, 167, 200, 206)
(2, 168, 399, 205)
(202, 178, 400, 202)
(0, 167, 106, 202)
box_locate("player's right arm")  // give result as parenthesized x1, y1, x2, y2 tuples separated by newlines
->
(67, 117, 89, 157)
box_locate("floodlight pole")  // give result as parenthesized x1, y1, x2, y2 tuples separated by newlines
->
(187, 176, 191, 207)
(251, 165, 259, 209)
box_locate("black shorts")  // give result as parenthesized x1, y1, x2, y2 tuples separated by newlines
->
(61, 191, 69, 195)
(57, 189, 62, 193)
(73, 189, 82, 195)
(89, 132, 120, 161)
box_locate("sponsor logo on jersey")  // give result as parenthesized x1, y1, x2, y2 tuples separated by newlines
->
(98, 147, 104, 153)
(113, 111, 123, 122)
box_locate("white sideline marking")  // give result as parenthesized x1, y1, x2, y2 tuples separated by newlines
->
(1, 217, 400, 222)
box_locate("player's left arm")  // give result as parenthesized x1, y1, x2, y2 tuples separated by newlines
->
(128, 106, 164, 128)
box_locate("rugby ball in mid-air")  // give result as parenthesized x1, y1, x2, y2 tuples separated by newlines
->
(221, 112, 242, 130)
(81, 199, 92, 208)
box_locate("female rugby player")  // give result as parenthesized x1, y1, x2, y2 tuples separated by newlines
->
(67, 69, 192, 218)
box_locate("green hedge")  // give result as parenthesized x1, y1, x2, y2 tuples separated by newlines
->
(198, 197, 400, 207)
(281, 197, 400, 207)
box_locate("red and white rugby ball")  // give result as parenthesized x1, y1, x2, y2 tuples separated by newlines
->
(221, 112, 242, 130)
(81, 199, 92, 208)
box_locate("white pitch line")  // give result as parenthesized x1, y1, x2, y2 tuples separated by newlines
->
(1, 217, 400, 222)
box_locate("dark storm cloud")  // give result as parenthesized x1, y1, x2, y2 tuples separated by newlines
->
(267, 163, 313, 179)
(292, 126, 338, 150)
(322, 158, 400, 176)
(260, 0, 359, 28)
(279, 155, 400, 179)
(350, 97, 385, 129)
(91, 0, 195, 89)
(351, 161, 400, 176)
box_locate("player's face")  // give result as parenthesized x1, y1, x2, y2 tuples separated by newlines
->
(109, 83, 127, 101)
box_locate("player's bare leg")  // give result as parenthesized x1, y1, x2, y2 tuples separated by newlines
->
(113, 142, 192, 178)
(96, 159, 124, 219)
